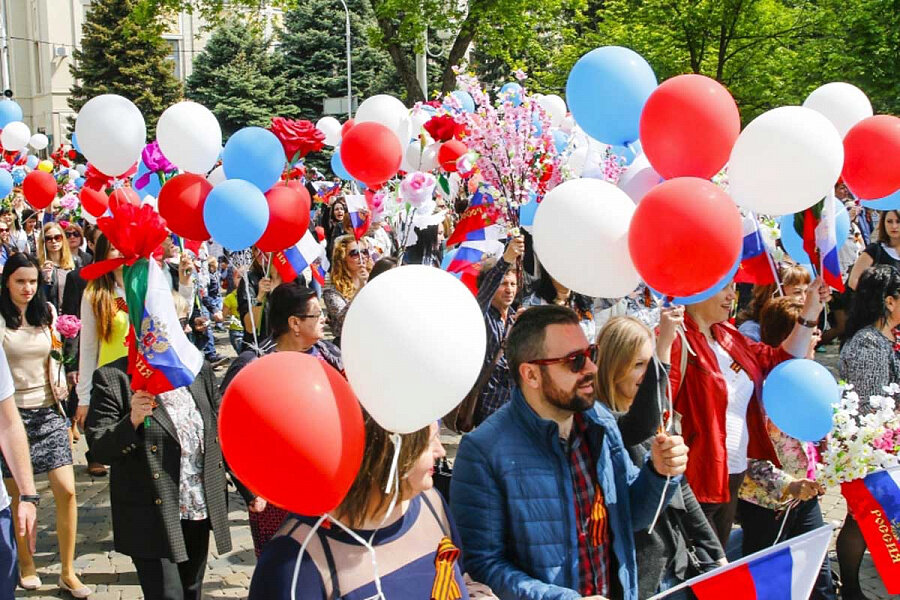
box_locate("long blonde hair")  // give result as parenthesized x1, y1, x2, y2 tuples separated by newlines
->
(38, 222, 75, 270)
(330, 234, 365, 300)
(594, 317, 654, 412)
(84, 235, 120, 342)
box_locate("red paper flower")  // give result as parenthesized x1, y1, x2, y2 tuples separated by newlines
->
(269, 117, 326, 162)
(424, 115, 464, 143)
(81, 202, 169, 281)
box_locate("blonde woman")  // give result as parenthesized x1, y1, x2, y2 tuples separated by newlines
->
(323, 235, 372, 345)
(594, 313, 725, 597)
(37, 222, 76, 311)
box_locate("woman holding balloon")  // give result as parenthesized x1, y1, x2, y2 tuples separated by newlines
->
(836, 265, 900, 600)
(669, 277, 831, 547)
(847, 209, 900, 290)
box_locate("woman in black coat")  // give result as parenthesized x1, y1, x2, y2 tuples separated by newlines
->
(85, 358, 232, 600)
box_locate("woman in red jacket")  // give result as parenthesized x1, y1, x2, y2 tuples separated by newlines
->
(669, 277, 830, 547)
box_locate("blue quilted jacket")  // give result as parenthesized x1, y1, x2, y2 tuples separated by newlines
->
(450, 390, 680, 600)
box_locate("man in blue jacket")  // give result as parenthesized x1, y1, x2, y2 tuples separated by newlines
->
(451, 305, 688, 600)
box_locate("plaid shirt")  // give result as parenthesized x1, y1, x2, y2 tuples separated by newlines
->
(474, 257, 515, 424)
(566, 413, 611, 597)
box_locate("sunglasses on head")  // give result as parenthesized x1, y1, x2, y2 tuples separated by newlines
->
(46, 234, 63, 243)
(526, 344, 598, 374)
(65, 231, 81, 238)
(348, 248, 370, 258)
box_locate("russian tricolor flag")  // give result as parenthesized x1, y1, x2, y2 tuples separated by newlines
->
(649, 525, 832, 600)
(842, 468, 900, 593)
(447, 187, 499, 247)
(464, 224, 506, 243)
(734, 214, 775, 285)
(815, 193, 845, 292)
(273, 231, 328, 286)
(345, 194, 371, 241)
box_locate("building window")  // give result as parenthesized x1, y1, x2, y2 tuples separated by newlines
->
(164, 38, 181, 80)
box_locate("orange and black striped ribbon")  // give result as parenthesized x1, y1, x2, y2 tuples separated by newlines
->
(589, 484, 609, 548)
(115, 297, 128, 314)
(431, 536, 463, 600)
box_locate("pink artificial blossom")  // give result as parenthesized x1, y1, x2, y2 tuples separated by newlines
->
(55, 314, 82, 339)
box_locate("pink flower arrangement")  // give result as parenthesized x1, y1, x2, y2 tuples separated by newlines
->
(874, 427, 900, 452)
(55, 314, 82, 339)
(399, 172, 437, 208)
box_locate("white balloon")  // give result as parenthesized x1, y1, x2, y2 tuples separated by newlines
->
(207, 165, 227, 187)
(75, 94, 146, 176)
(729, 106, 844, 216)
(401, 142, 421, 173)
(0, 121, 30, 152)
(567, 147, 589, 176)
(803, 82, 873, 138)
(536, 94, 567, 128)
(28, 133, 49, 151)
(342, 266, 486, 433)
(409, 108, 432, 133)
(75, 164, 87, 176)
(534, 179, 641, 298)
(356, 94, 412, 148)
(617, 153, 661, 203)
(157, 101, 222, 174)
(561, 115, 576, 133)
(420, 144, 440, 172)
(316, 116, 342, 147)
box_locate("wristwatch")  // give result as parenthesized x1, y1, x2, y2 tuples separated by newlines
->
(19, 494, 40, 506)
(797, 315, 817, 328)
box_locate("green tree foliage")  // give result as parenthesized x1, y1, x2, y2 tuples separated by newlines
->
(186, 20, 297, 136)
(277, 0, 401, 117)
(69, 0, 182, 134)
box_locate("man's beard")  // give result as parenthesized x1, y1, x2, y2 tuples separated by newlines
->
(540, 369, 595, 413)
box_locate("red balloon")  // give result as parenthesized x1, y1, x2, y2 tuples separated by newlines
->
(639, 74, 740, 180)
(22, 171, 57, 209)
(108, 187, 140, 212)
(158, 174, 212, 241)
(219, 352, 364, 515)
(341, 118, 355, 138)
(438, 140, 467, 172)
(340, 122, 402, 187)
(256, 184, 312, 252)
(628, 177, 742, 297)
(842, 115, 900, 200)
(80, 187, 109, 217)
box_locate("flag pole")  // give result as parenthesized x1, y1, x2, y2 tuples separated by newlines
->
(750, 211, 784, 297)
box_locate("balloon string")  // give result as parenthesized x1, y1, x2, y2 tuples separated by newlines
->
(290, 514, 328, 600)
(384, 433, 402, 494)
(242, 270, 261, 356)
(648, 354, 673, 535)
(774, 502, 795, 545)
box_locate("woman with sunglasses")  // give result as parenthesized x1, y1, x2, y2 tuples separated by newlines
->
(37, 222, 76, 312)
(0, 220, 15, 267)
(64, 224, 92, 268)
(221, 280, 342, 558)
(323, 235, 372, 346)
(0, 253, 91, 596)
(669, 278, 830, 548)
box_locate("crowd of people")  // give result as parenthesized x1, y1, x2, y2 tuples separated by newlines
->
(0, 180, 894, 600)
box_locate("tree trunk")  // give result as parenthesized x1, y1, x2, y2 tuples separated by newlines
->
(439, 24, 476, 96)
(373, 14, 425, 103)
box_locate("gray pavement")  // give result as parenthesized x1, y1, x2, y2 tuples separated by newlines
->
(16, 337, 891, 599)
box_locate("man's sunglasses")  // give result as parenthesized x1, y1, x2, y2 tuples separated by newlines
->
(526, 344, 598, 373)
(348, 248, 370, 258)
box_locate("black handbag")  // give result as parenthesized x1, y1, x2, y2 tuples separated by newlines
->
(433, 457, 453, 503)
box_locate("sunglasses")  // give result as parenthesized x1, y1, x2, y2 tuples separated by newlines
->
(0, 227, 8, 233)
(45, 234, 63, 243)
(65, 231, 81, 239)
(526, 344, 598, 373)
(295, 310, 325, 320)
(348, 248, 370, 258)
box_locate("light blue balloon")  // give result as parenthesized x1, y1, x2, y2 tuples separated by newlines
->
(862, 189, 900, 211)
(763, 359, 837, 442)
(566, 46, 657, 146)
(203, 179, 270, 251)
(610, 144, 639, 166)
(331, 148, 351, 180)
(0, 170, 12, 199)
(70, 132, 80, 154)
(552, 129, 570, 154)
(0, 100, 23, 129)
(780, 202, 850, 265)
(74, 177, 85, 190)
(133, 162, 162, 198)
(531, 113, 543, 136)
(450, 90, 475, 113)
(222, 127, 285, 192)
(500, 83, 523, 107)
(25, 155, 39, 169)
(11, 168, 25, 185)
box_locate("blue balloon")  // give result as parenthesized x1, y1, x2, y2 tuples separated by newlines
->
(0, 100, 23, 129)
(331, 148, 351, 180)
(531, 113, 543, 136)
(222, 127, 285, 192)
(862, 188, 900, 211)
(74, 177, 85, 190)
(25, 155, 39, 169)
(651, 255, 741, 306)
(763, 359, 837, 442)
(566, 46, 657, 146)
(203, 179, 270, 251)
(450, 90, 475, 113)
(0, 170, 12, 199)
(780, 202, 850, 265)
(500, 82, 523, 107)
(610, 144, 638, 166)
(552, 129, 570, 154)
(70, 132, 81, 154)
(441, 249, 458, 271)
(133, 162, 162, 198)
(11, 168, 25, 186)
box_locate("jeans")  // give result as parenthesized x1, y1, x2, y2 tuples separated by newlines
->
(0, 508, 16, 600)
(739, 498, 835, 600)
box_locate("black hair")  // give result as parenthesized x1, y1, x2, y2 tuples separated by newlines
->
(506, 305, 580, 386)
(404, 225, 441, 266)
(268, 280, 318, 339)
(844, 265, 900, 344)
(0, 253, 52, 329)
(530, 264, 592, 313)
(369, 257, 398, 280)
(476, 258, 516, 290)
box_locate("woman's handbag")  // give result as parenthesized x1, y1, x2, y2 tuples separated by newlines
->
(442, 344, 504, 434)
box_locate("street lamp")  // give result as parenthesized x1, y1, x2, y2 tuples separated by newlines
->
(337, 0, 352, 118)
(415, 29, 454, 100)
